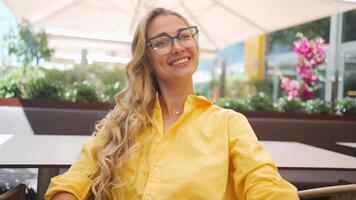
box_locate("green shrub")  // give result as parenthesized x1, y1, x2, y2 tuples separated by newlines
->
(67, 81, 98, 103)
(216, 98, 251, 111)
(100, 82, 122, 103)
(0, 79, 22, 98)
(335, 97, 356, 115)
(305, 99, 332, 114)
(246, 92, 274, 111)
(275, 97, 305, 113)
(0, 67, 45, 98)
(215, 98, 231, 108)
(27, 78, 64, 100)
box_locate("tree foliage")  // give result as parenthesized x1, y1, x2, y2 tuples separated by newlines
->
(4, 20, 53, 67)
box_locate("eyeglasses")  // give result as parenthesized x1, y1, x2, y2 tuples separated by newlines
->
(147, 26, 199, 55)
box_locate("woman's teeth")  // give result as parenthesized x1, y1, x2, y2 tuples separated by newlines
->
(173, 58, 188, 65)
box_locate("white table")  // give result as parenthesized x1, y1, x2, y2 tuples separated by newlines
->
(0, 107, 34, 135)
(0, 135, 88, 200)
(0, 135, 88, 167)
(2, 135, 356, 169)
(261, 141, 356, 169)
(1, 135, 356, 199)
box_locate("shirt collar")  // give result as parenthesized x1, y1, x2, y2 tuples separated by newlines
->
(187, 94, 213, 107)
(153, 93, 212, 115)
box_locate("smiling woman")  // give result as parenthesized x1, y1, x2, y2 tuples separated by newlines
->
(146, 14, 199, 91)
(45, 7, 299, 200)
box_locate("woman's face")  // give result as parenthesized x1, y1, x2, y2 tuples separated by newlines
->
(146, 14, 199, 84)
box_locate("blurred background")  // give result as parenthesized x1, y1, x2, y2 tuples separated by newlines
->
(1, 0, 356, 199)
(1, 0, 355, 106)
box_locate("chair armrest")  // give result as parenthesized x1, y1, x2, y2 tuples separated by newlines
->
(0, 184, 26, 200)
(299, 184, 356, 199)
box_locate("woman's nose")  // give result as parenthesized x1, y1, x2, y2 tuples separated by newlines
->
(170, 39, 185, 54)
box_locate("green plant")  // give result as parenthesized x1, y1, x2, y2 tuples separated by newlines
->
(3, 20, 53, 97)
(248, 78, 273, 95)
(305, 99, 332, 114)
(246, 92, 274, 111)
(27, 78, 65, 100)
(275, 97, 305, 113)
(216, 98, 251, 111)
(225, 74, 273, 99)
(100, 82, 122, 103)
(67, 81, 98, 103)
(335, 97, 356, 115)
(0, 67, 45, 98)
(41, 63, 127, 97)
(0, 79, 22, 98)
(280, 33, 326, 101)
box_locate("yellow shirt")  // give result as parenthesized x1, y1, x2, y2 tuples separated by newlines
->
(45, 95, 299, 200)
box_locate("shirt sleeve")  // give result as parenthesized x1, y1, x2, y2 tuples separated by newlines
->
(227, 111, 299, 200)
(45, 137, 97, 200)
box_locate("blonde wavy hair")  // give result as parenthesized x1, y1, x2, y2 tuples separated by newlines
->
(90, 8, 191, 200)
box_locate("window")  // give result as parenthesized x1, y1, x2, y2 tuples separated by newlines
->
(342, 9, 356, 43)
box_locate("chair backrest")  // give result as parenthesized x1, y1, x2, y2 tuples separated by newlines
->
(299, 184, 356, 200)
(0, 184, 26, 200)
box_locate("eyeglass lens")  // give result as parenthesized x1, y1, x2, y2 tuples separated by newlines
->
(150, 27, 198, 55)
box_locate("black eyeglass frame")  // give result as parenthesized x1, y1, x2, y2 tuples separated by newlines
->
(146, 26, 199, 49)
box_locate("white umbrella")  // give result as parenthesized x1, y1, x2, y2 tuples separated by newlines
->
(4, 0, 356, 62)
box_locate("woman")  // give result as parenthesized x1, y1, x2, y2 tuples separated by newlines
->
(45, 8, 299, 200)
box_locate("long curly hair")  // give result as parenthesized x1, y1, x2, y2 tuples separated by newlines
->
(90, 8, 191, 200)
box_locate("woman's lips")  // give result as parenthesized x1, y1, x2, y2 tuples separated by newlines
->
(170, 57, 190, 66)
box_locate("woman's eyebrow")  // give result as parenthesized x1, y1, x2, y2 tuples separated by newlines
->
(154, 32, 169, 37)
(148, 32, 169, 40)
(149, 27, 188, 39)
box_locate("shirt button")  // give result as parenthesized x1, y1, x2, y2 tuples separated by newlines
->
(153, 167, 159, 176)
(155, 137, 161, 143)
(146, 195, 152, 200)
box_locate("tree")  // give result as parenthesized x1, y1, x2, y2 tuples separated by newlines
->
(3, 20, 53, 97)
(4, 20, 53, 69)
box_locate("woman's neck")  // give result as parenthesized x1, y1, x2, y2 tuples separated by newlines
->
(157, 78, 194, 119)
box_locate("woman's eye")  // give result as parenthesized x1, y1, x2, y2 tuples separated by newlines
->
(154, 38, 170, 47)
(181, 34, 191, 38)
(179, 33, 192, 40)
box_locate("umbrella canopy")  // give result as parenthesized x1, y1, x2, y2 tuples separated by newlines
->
(4, 0, 356, 62)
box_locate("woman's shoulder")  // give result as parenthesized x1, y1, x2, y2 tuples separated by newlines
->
(208, 104, 247, 120)
(78, 136, 99, 158)
(83, 136, 96, 148)
(191, 95, 243, 115)
(190, 95, 249, 125)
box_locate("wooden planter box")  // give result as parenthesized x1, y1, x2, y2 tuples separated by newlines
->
(239, 110, 356, 158)
(0, 98, 111, 135)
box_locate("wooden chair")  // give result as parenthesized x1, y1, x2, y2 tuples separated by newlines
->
(299, 184, 356, 200)
(0, 184, 26, 200)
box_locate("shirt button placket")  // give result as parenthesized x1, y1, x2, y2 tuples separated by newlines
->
(153, 166, 159, 176)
